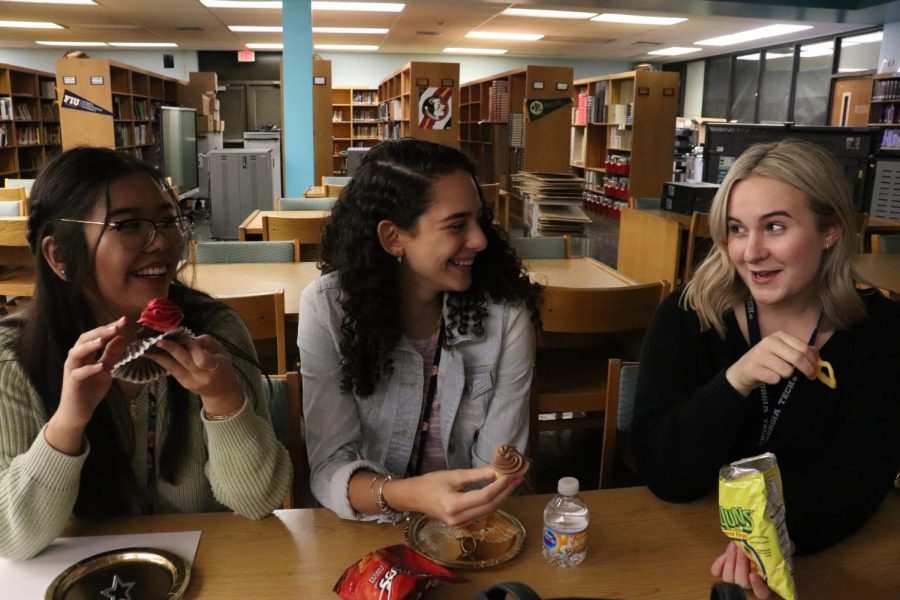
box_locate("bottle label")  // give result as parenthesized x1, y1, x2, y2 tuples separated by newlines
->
(543, 526, 587, 555)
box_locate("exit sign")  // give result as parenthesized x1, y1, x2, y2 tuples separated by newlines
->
(238, 49, 256, 63)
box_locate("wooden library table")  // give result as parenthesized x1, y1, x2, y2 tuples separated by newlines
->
(853, 253, 900, 296)
(237, 209, 330, 240)
(60, 486, 900, 599)
(523, 257, 637, 288)
(0, 258, 637, 310)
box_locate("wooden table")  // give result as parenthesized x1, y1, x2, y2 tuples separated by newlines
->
(0, 258, 637, 309)
(237, 209, 330, 240)
(60, 486, 900, 599)
(523, 257, 637, 288)
(853, 253, 900, 295)
(183, 262, 321, 319)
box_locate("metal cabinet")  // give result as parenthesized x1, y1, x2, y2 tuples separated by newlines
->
(209, 148, 274, 239)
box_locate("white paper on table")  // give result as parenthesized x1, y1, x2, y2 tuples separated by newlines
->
(0, 530, 201, 598)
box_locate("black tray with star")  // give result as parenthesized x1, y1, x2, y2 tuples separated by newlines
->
(45, 547, 189, 599)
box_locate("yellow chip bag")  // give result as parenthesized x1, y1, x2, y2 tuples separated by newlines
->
(719, 452, 796, 600)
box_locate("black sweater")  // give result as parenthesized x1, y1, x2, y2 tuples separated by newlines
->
(632, 288, 900, 554)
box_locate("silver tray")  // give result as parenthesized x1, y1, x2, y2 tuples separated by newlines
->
(405, 509, 526, 569)
(45, 547, 190, 600)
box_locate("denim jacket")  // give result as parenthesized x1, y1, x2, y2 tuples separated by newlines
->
(298, 272, 534, 520)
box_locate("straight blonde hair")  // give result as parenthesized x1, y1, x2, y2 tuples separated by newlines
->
(681, 139, 866, 337)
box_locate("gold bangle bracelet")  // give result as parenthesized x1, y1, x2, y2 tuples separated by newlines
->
(204, 399, 245, 421)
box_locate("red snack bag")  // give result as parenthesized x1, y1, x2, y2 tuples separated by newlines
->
(334, 544, 465, 600)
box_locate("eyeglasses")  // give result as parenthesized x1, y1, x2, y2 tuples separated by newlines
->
(60, 215, 193, 251)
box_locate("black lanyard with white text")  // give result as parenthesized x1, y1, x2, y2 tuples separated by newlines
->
(745, 298, 820, 446)
(409, 321, 446, 476)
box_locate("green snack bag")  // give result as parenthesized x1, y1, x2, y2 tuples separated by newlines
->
(719, 452, 797, 600)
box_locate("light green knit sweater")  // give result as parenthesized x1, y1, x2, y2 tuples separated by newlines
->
(0, 310, 291, 560)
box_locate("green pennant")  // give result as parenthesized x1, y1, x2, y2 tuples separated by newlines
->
(525, 97, 573, 122)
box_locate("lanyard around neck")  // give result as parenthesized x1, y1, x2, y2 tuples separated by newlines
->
(409, 320, 446, 476)
(745, 298, 820, 446)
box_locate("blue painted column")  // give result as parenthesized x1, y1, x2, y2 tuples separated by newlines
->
(282, 0, 314, 196)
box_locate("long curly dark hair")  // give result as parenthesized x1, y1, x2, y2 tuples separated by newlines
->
(320, 139, 541, 397)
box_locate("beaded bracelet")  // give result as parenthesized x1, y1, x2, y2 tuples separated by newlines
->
(372, 473, 399, 520)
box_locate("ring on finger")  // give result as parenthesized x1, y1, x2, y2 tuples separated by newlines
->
(198, 360, 220, 372)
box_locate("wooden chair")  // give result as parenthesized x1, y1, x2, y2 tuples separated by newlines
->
(277, 196, 336, 211)
(264, 371, 311, 508)
(322, 175, 351, 187)
(192, 240, 300, 263)
(480, 181, 501, 221)
(0, 188, 27, 216)
(219, 290, 288, 375)
(4, 178, 35, 196)
(682, 211, 711, 283)
(529, 282, 667, 461)
(324, 183, 345, 197)
(0, 201, 22, 217)
(599, 359, 640, 489)
(855, 212, 869, 253)
(509, 235, 571, 259)
(872, 233, 900, 254)
(262, 215, 325, 261)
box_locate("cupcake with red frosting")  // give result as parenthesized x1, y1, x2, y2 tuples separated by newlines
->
(112, 298, 192, 383)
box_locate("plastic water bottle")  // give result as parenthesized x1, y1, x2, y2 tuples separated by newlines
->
(542, 477, 589, 566)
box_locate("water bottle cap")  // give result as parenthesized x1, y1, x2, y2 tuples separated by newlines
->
(557, 477, 579, 496)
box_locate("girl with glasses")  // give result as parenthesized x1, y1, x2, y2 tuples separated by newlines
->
(0, 147, 290, 560)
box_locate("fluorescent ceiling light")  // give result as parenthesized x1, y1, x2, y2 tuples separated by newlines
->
(0, 20, 63, 28)
(247, 42, 282, 49)
(591, 13, 686, 26)
(466, 31, 543, 41)
(799, 41, 833, 57)
(648, 46, 701, 56)
(696, 24, 812, 46)
(229, 25, 282, 32)
(311, 2, 404, 12)
(843, 31, 882, 45)
(736, 53, 761, 60)
(315, 44, 379, 51)
(109, 42, 178, 47)
(200, 0, 281, 7)
(444, 47, 507, 55)
(313, 27, 389, 34)
(502, 8, 597, 19)
(838, 67, 867, 73)
(36, 40, 108, 46)
(0, 0, 95, 4)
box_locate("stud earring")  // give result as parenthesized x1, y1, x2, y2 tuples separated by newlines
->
(824, 243, 830, 251)
(397, 255, 403, 264)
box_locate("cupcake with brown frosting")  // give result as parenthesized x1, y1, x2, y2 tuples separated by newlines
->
(490, 444, 531, 479)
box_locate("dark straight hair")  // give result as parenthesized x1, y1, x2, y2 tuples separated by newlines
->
(8, 147, 257, 516)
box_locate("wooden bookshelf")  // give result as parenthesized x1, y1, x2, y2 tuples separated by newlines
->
(330, 85, 379, 175)
(870, 72, 900, 151)
(571, 69, 679, 204)
(55, 58, 181, 168)
(378, 61, 459, 149)
(459, 65, 574, 189)
(0, 64, 60, 180)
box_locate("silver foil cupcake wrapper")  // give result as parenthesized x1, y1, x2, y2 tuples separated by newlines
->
(111, 326, 193, 384)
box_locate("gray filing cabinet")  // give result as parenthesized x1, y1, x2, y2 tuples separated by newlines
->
(209, 148, 274, 239)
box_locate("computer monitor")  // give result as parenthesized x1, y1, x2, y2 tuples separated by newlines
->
(346, 147, 370, 177)
(702, 123, 877, 212)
